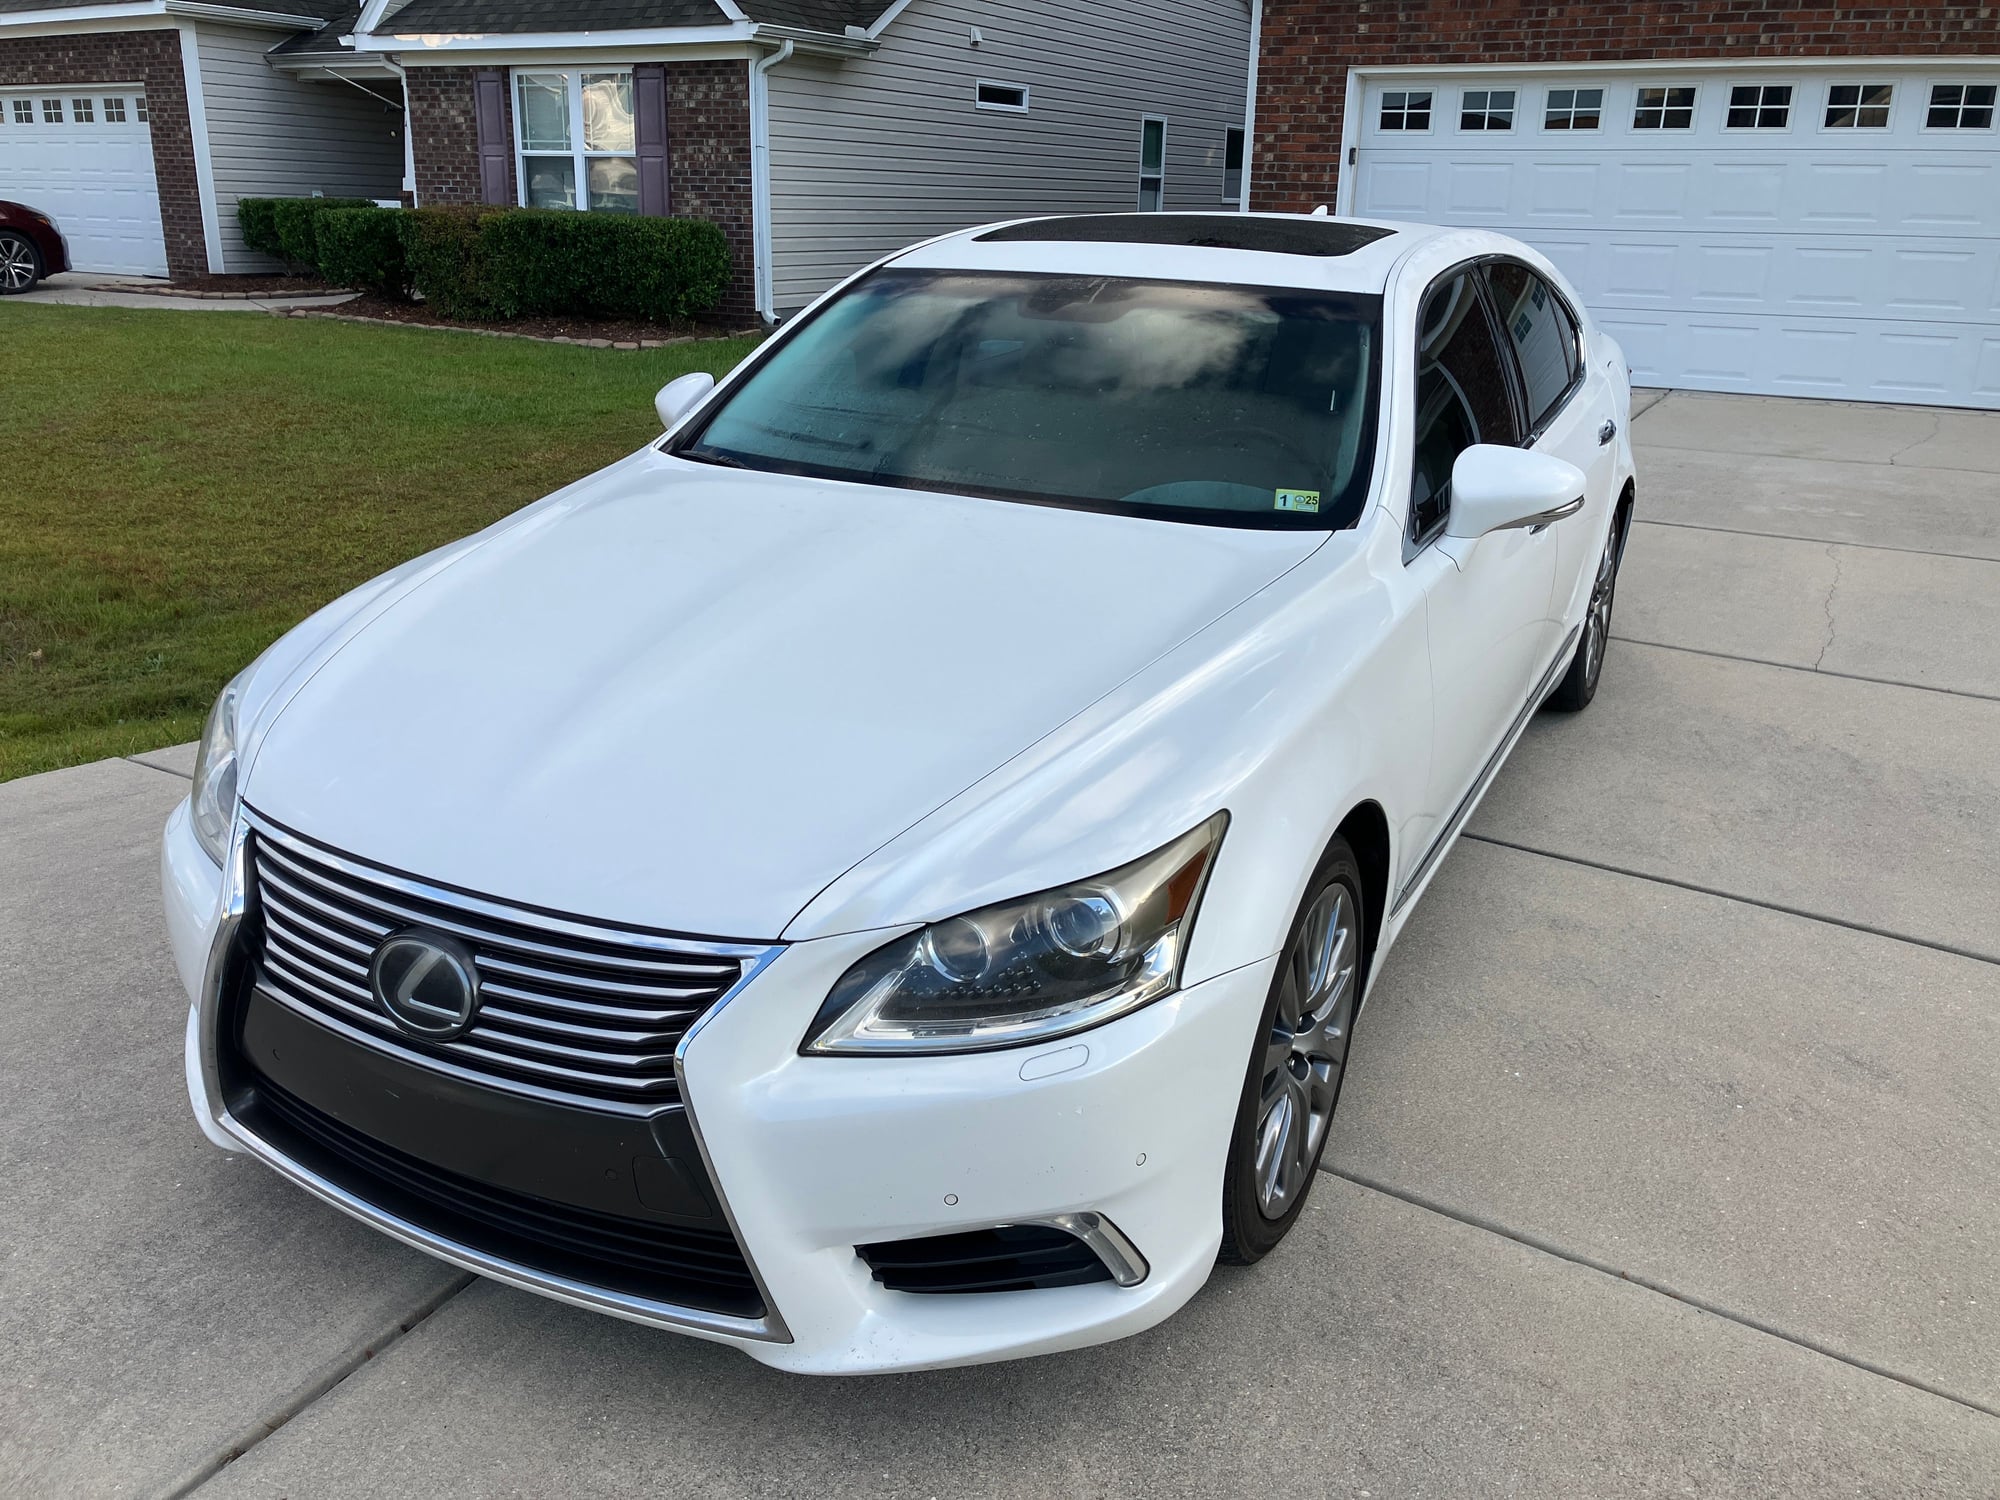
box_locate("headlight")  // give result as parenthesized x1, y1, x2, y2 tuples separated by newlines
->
(803, 813, 1228, 1056)
(189, 670, 248, 865)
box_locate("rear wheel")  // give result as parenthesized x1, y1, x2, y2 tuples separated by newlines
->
(1219, 840, 1365, 1264)
(0, 232, 43, 294)
(1547, 507, 1626, 712)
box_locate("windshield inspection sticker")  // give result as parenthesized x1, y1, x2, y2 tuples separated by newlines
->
(1274, 489, 1321, 513)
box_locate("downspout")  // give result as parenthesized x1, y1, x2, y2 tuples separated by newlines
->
(748, 36, 794, 325)
(384, 57, 416, 204)
(1239, 0, 1260, 212)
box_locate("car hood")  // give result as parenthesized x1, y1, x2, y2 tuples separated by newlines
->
(244, 451, 1321, 938)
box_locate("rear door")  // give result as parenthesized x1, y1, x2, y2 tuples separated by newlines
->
(1483, 259, 1617, 632)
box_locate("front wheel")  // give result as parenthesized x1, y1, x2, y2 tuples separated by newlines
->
(1546, 508, 1625, 712)
(0, 232, 43, 294)
(1218, 840, 1365, 1264)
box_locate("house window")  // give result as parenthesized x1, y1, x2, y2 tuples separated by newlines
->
(1544, 87, 1602, 130)
(1460, 88, 1515, 131)
(72, 97, 95, 123)
(1726, 84, 1791, 129)
(1380, 90, 1431, 131)
(1633, 86, 1695, 130)
(1137, 116, 1165, 210)
(514, 70, 637, 214)
(1927, 83, 1995, 129)
(10, 100, 30, 124)
(135, 95, 148, 122)
(974, 80, 1028, 112)
(42, 98, 62, 123)
(104, 96, 127, 123)
(1223, 126, 1244, 202)
(1825, 83, 1891, 128)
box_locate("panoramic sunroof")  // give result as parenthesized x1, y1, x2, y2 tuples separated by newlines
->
(973, 215, 1396, 257)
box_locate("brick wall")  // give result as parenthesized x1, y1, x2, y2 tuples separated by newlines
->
(1251, 1, 2000, 211)
(0, 29, 206, 276)
(404, 59, 755, 320)
(406, 65, 511, 207)
(663, 59, 753, 322)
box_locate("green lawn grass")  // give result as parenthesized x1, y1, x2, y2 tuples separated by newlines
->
(0, 305, 760, 780)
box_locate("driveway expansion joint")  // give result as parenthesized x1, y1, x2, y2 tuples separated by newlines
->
(1461, 832, 2000, 970)
(1631, 517, 2000, 566)
(1606, 635, 2000, 705)
(158, 1272, 476, 1500)
(125, 754, 193, 781)
(1320, 1167, 2000, 1423)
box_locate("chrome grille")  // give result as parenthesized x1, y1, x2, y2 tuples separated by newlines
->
(241, 810, 775, 1111)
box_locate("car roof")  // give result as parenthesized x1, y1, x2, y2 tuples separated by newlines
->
(889, 212, 1451, 295)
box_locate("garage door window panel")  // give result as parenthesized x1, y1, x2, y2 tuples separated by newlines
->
(1410, 271, 1521, 549)
(72, 98, 94, 123)
(42, 99, 61, 123)
(1380, 90, 1432, 133)
(1824, 84, 1892, 130)
(1461, 89, 1515, 132)
(1633, 87, 1695, 130)
(10, 100, 28, 125)
(1727, 85, 1792, 130)
(1927, 84, 1995, 130)
(1484, 262, 1581, 439)
(104, 97, 126, 123)
(1545, 88, 1602, 131)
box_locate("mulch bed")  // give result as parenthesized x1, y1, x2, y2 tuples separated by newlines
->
(311, 294, 759, 346)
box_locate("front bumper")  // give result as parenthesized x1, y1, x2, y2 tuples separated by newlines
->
(164, 802, 1273, 1373)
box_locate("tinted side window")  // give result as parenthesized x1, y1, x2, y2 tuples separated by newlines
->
(1486, 262, 1580, 434)
(1410, 272, 1519, 545)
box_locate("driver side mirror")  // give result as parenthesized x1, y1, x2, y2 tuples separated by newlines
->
(655, 371, 715, 432)
(1445, 444, 1587, 539)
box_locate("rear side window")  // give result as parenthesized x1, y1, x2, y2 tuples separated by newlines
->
(1409, 270, 1520, 546)
(1485, 261, 1581, 435)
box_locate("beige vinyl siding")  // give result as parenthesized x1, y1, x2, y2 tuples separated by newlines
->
(195, 24, 405, 271)
(765, 0, 1250, 311)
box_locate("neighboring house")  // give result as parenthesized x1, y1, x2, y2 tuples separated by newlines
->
(353, 0, 1252, 319)
(1, 0, 1252, 314)
(0, 0, 405, 278)
(1248, 0, 2000, 408)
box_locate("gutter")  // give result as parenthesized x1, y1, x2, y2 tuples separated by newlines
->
(747, 35, 794, 325)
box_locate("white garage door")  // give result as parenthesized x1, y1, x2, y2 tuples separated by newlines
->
(0, 85, 169, 277)
(1346, 64, 2000, 409)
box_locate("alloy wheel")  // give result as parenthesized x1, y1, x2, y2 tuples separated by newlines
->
(1580, 524, 1619, 691)
(1253, 881, 1359, 1219)
(0, 236, 37, 291)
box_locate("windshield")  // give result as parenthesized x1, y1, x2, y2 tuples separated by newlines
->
(674, 269, 1382, 529)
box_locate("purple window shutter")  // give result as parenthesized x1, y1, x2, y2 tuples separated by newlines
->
(474, 69, 512, 205)
(634, 63, 671, 217)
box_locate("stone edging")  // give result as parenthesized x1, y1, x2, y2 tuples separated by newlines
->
(86, 283, 355, 299)
(279, 307, 760, 348)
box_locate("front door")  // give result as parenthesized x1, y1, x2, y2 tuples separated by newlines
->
(1405, 268, 1559, 858)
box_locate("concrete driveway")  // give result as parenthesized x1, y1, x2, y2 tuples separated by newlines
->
(4, 391, 1997, 1498)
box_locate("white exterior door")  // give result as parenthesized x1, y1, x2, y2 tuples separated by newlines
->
(1346, 64, 2000, 409)
(0, 85, 169, 277)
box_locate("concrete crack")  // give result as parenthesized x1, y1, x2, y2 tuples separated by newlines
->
(1813, 544, 1843, 671)
(1886, 410, 1942, 467)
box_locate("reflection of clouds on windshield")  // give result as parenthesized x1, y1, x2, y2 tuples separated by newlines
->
(1048, 306, 1250, 393)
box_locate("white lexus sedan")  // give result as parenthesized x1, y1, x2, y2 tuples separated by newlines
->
(163, 213, 1635, 1374)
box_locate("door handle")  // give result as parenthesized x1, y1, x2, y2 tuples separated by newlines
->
(1598, 419, 1618, 446)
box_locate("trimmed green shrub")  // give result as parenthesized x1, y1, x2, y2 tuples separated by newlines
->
(267, 196, 375, 270)
(477, 210, 732, 322)
(236, 197, 282, 258)
(396, 206, 495, 318)
(396, 207, 731, 323)
(313, 207, 411, 300)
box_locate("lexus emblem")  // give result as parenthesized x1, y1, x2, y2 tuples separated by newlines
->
(369, 930, 481, 1040)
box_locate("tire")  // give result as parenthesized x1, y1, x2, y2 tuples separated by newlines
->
(1218, 838, 1367, 1264)
(0, 232, 42, 295)
(1545, 503, 1628, 713)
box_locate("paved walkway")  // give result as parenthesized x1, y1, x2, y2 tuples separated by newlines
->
(3, 392, 1997, 1498)
(16, 271, 357, 313)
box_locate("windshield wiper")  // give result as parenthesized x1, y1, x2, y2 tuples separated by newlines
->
(676, 447, 752, 470)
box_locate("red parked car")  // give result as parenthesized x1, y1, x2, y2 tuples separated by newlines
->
(0, 200, 69, 292)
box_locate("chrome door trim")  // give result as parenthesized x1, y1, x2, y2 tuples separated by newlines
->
(1391, 623, 1581, 917)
